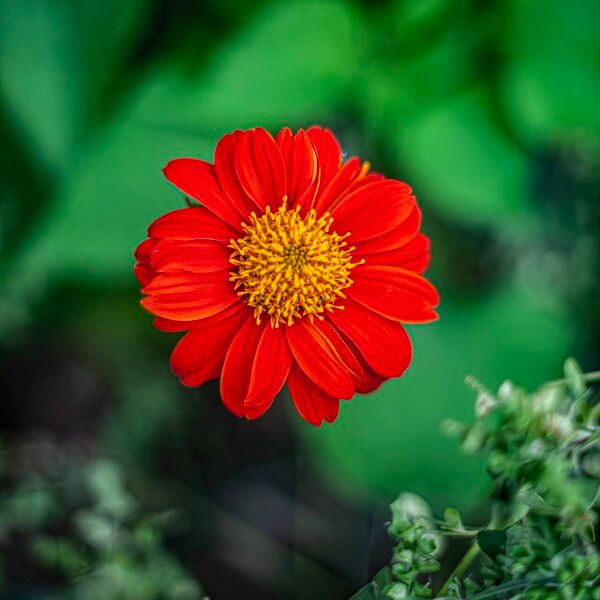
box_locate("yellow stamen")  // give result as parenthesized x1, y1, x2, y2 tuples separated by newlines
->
(229, 199, 362, 328)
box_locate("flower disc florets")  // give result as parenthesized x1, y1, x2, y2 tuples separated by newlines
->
(229, 200, 360, 327)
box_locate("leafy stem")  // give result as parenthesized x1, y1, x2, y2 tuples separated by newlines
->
(436, 541, 480, 597)
(544, 370, 600, 388)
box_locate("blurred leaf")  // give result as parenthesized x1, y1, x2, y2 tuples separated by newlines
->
(0, 0, 82, 171)
(443, 507, 463, 530)
(501, 0, 600, 144)
(502, 58, 600, 146)
(87, 460, 137, 519)
(3, 477, 59, 529)
(394, 90, 532, 227)
(362, 28, 473, 138)
(348, 567, 391, 600)
(138, 0, 363, 132)
(563, 357, 586, 397)
(75, 510, 116, 548)
(0, 0, 151, 172)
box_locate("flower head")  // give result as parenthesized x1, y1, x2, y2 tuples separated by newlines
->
(135, 126, 439, 425)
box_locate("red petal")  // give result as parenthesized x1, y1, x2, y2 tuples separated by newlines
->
(287, 363, 339, 426)
(235, 127, 286, 211)
(135, 238, 157, 265)
(307, 126, 342, 193)
(353, 205, 421, 256)
(331, 180, 415, 242)
(363, 233, 431, 273)
(246, 325, 292, 406)
(163, 159, 242, 230)
(286, 319, 356, 399)
(141, 272, 238, 321)
(313, 157, 362, 214)
(349, 265, 440, 323)
(150, 239, 231, 273)
(153, 301, 244, 332)
(353, 353, 385, 394)
(148, 208, 237, 242)
(220, 317, 267, 418)
(329, 298, 413, 378)
(276, 128, 318, 212)
(170, 307, 248, 387)
(214, 131, 257, 216)
(134, 264, 154, 286)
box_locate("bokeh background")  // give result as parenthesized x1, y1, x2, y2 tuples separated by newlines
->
(1, 0, 598, 598)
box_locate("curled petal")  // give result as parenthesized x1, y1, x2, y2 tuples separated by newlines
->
(135, 238, 157, 265)
(287, 363, 339, 426)
(134, 264, 154, 286)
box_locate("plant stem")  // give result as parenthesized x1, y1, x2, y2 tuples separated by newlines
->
(436, 541, 480, 597)
(544, 371, 600, 387)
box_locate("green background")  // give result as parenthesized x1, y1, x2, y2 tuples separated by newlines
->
(1, 0, 598, 597)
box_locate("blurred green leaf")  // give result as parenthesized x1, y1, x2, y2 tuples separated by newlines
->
(75, 510, 116, 548)
(348, 567, 391, 600)
(443, 507, 462, 530)
(0, 0, 82, 171)
(563, 357, 586, 397)
(501, 0, 600, 144)
(0, 0, 151, 172)
(138, 0, 363, 132)
(394, 90, 532, 227)
(87, 460, 137, 519)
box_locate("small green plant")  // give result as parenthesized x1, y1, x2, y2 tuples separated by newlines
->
(351, 359, 600, 599)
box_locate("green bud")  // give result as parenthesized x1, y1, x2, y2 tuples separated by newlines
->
(416, 534, 438, 554)
(384, 582, 409, 599)
(392, 549, 413, 574)
(415, 554, 440, 572)
(411, 581, 433, 598)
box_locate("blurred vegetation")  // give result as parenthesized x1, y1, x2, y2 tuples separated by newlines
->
(0, 0, 598, 597)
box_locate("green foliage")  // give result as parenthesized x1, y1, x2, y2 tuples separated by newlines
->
(0, 455, 203, 599)
(355, 359, 600, 599)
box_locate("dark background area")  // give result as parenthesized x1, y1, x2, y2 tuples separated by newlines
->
(1, 0, 599, 598)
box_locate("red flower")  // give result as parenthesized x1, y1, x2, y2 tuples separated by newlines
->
(135, 127, 439, 425)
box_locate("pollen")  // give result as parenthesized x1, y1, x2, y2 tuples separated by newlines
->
(229, 200, 362, 327)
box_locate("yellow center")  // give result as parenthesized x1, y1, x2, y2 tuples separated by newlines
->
(229, 200, 361, 327)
